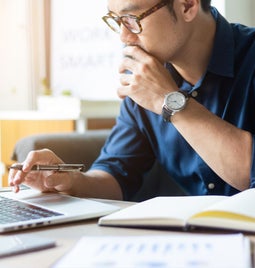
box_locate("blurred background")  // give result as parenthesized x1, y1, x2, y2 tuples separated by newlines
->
(0, 0, 254, 186)
(0, 0, 254, 110)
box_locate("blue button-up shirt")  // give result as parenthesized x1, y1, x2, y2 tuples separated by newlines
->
(91, 8, 255, 200)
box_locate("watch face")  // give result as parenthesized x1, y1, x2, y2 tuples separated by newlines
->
(166, 91, 186, 111)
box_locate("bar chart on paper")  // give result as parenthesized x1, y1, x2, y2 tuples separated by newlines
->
(53, 233, 251, 268)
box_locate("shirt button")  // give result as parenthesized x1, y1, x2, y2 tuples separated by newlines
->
(208, 183, 215, 190)
(191, 91, 198, 97)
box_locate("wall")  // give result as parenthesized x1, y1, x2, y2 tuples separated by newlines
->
(225, 0, 255, 26)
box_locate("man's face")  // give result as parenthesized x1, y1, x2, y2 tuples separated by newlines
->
(106, 0, 191, 63)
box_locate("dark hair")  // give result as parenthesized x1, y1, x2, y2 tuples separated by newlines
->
(167, 0, 211, 18)
(200, 0, 211, 12)
(166, 0, 176, 20)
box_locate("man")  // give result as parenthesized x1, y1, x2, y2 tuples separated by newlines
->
(9, 0, 255, 201)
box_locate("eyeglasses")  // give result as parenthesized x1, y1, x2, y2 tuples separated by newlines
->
(102, 0, 168, 34)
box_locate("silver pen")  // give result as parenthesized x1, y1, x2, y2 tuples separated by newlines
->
(9, 164, 86, 172)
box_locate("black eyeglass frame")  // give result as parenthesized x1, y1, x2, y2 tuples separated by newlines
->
(102, 0, 169, 34)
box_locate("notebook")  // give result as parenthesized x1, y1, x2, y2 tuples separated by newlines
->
(0, 234, 56, 258)
(0, 189, 119, 233)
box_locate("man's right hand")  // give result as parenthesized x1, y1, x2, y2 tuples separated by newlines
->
(8, 149, 74, 193)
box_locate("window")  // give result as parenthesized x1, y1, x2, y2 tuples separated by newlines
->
(212, 0, 225, 15)
(0, 0, 46, 110)
(50, 0, 122, 100)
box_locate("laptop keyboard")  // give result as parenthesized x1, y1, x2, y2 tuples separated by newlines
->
(0, 195, 63, 224)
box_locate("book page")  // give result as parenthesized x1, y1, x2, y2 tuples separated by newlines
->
(52, 234, 251, 268)
(188, 189, 255, 231)
(99, 195, 226, 227)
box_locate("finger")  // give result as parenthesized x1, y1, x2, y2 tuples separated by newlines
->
(119, 56, 135, 75)
(119, 73, 132, 86)
(9, 168, 27, 188)
(117, 87, 128, 99)
(9, 173, 20, 192)
(119, 46, 145, 74)
(44, 172, 73, 192)
(10, 184, 20, 193)
(19, 171, 54, 193)
(123, 45, 147, 62)
(22, 149, 63, 172)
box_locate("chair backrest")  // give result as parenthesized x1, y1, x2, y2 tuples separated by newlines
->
(11, 130, 109, 167)
(12, 130, 186, 201)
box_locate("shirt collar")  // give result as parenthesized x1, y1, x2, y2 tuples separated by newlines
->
(165, 7, 235, 87)
(208, 7, 234, 78)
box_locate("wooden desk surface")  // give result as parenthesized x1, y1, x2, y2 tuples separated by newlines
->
(1, 192, 255, 268)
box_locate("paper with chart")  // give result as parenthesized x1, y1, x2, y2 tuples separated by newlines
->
(52, 233, 251, 268)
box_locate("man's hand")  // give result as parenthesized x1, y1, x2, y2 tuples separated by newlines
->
(118, 45, 179, 114)
(9, 149, 74, 193)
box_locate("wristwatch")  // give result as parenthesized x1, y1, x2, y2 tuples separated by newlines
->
(162, 90, 189, 122)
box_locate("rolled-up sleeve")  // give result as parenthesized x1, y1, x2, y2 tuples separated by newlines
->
(90, 98, 155, 200)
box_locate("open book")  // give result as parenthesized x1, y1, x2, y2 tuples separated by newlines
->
(99, 188, 255, 233)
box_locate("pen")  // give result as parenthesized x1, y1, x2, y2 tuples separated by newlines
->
(9, 164, 86, 172)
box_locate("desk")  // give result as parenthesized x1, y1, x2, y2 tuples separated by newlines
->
(1, 193, 254, 268)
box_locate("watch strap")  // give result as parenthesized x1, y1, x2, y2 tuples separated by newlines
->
(162, 105, 174, 122)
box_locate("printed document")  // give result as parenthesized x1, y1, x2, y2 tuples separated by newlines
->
(52, 233, 251, 268)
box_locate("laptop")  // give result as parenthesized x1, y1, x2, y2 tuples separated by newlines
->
(0, 189, 119, 233)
